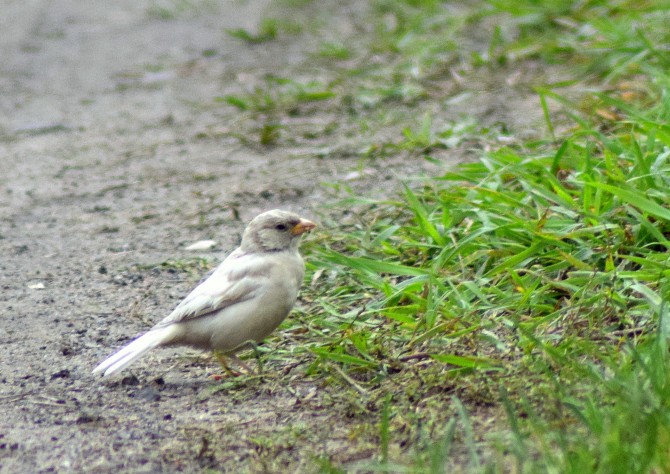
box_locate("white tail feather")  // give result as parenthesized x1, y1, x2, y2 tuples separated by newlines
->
(92, 326, 178, 377)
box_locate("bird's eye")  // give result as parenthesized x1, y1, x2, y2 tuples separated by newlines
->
(275, 224, 288, 231)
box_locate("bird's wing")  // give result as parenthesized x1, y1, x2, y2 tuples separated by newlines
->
(153, 249, 272, 328)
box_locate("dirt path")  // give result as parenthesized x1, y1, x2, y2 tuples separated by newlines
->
(0, 2, 394, 472)
(0, 1, 548, 472)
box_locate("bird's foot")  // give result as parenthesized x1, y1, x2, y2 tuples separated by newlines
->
(209, 352, 252, 380)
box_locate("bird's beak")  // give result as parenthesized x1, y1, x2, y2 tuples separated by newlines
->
(291, 218, 316, 236)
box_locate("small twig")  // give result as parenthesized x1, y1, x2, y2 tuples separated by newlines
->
(329, 363, 367, 396)
(0, 391, 36, 402)
(398, 352, 431, 362)
(32, 400, 70, 408)
(344, 304, 367, 333)
(196, 436, 209, 460)
(609, 327, 645, 336)
(281, 360, 302, 375)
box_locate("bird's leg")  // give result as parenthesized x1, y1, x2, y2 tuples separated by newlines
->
(210, 350, 256, 380)
(210, 340, 267, 380)
(247, 340, 263, 375)
(212, 350, 242, 377)
(227, 353, 253, 374)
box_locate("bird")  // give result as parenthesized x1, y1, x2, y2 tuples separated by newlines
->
(93, 209, 316, 377)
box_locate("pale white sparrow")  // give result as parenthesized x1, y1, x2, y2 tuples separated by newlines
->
(93, 209, 315, 377)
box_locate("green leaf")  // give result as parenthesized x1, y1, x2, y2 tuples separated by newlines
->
(218, 95, 250, 110)
(430, 353, 497, 368)
(585, 182, 670, 221)
(320, 252, 429, 277)
(311, 348, 378, 368)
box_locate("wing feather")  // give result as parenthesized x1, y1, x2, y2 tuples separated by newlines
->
(153, 250, 271, 328)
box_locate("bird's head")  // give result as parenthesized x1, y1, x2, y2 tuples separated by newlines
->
(241, 209, 316, 253)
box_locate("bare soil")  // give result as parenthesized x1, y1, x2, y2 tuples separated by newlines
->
(0, 1, 548, 472)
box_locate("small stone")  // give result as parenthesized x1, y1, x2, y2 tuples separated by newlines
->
(185, 240, 217, 251)
(50, 369, 70, 380)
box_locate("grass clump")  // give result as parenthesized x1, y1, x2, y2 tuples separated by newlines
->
(303, 109, 670, 470)
(202, 0, 670, 470)
(286, 0, 670, 471)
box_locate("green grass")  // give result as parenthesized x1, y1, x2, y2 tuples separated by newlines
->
(226, 17, 303, 44)
(302, 0, 670, 471)
(146, 0, 217, 20)
(217, 0, 470, 150)
(211, 0, 670, 471)
(301, 114, 670, 470)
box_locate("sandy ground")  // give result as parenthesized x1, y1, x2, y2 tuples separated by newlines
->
(0, 2, 408, 471)
(0, 1, 548, 472)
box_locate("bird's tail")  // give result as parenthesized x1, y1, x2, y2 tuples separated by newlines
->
(92, 325, 178, 377)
